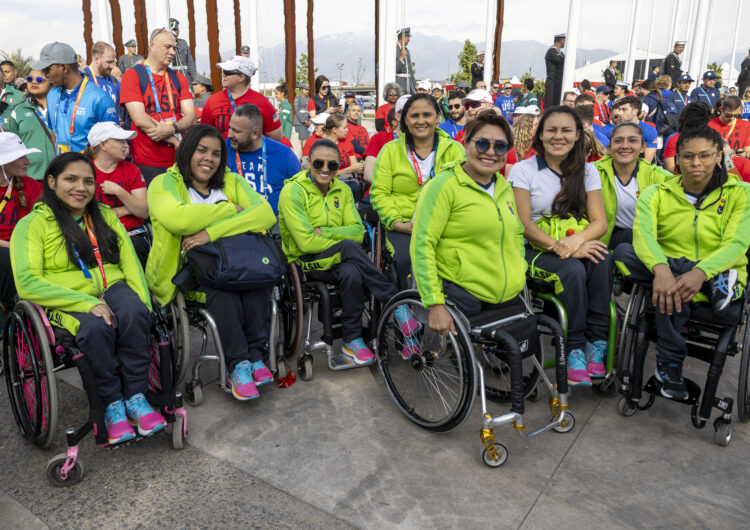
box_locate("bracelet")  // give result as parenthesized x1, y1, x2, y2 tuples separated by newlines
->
(172, 122, 179, 133)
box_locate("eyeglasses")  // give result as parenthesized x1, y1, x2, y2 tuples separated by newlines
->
(25, 76, 47, 84)
(311, 159, 340, 171)
(222, 70, 241, 77)
(449, 104, 462, 109)
(470, 137, 510, 156)
(503, 87, 513, 91)
(678, 151, 719, 163)
(320, 85, 330, 91)
(464, 100, 483, 109)
(722, 111, 742, 119)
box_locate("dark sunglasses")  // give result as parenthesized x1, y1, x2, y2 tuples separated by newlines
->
(222, 70, 242, 77)
(503, 87, 513, 90)
(311, 159, 340, 171)
(449, 104, 462, 109)
(320, 85, 330, 90)
(464, 100, 483, 109)
(387, 92, 398, 96)
(471, 137, 509, 156)
(26, 76, 47, 84)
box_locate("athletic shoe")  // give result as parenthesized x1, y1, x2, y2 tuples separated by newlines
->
(229, 361, 259, 400)
(394, 304, 421, 336)
(104, 399, 136, 445)
(567, 348, 592, 386)
(585, 340, 607, 378)
(401, 335, 421, 360)
(341, 338, 375, 365)
(710, 269, 740, 315)
(655, 360, 689, 400)
(126, 393, 167, 436)
(251, 361, 273, 386)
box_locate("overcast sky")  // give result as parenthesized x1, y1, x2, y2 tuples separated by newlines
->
(2, 0, 748, 73)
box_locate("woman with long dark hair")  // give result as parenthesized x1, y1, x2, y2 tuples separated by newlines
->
(308, 75, 340, 119)
(10, 152, 165, 445)
(613, 125, 750, 399)
(147, 124, 277, 402)
(370, 93, 464, 290)
(508, 105, 611, 386)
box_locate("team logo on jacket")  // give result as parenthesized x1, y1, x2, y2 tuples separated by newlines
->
(333, 195, 340, 208)
(506, 200, 514, 215)
(718, 196, 726, 214)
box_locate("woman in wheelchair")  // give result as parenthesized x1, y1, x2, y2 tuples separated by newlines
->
(508, 106, 612, 386)
(10, 152, 166, 445)
(595, 122, 673, 249)
(411, 110, 528, 330)
(278, 139, 420, 364)
(613, 125, 750, 400)
(147, 125, 277, 402)
(369, 93, 464, 290)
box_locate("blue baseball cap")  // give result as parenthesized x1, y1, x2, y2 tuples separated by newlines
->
(703, 70, 717, 79)
(677, 74, 694, 83)
(596, 85, 611, 94)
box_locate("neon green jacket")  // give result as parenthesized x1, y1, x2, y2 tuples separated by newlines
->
(278, 170, 364, 271)
(146, 164, 276, 306)
(631, 174, 750, 291)
(370, 129, 464, 230)
(10, 202, 150, 333)
(410, 160, 527, 307)
(595, 155, 673, 244)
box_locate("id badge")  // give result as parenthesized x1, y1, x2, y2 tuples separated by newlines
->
(57, 144, 71, 154)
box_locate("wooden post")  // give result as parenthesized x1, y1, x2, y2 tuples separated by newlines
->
(187, 0, 197, 60)
(108, 0, 124, 59)
(375, 0, 379, 100)
(284, 0, 296, 120)
(82, 0, 94, 63)
(206, 0, 221, 90)
(233, 0, 242, 54)
(307, 0, 315, 89)
(134, 0, 149, 57)
(492, 0, 503, 80)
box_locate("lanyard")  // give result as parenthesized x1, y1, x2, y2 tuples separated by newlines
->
(407, 140, 438, 186)
(53, 77, 88, 141)
(227, 90, 237, 111)
(84, 66, 99, 86)
(234, 139, 267, 192)
(75, 213, 107, 295)
(0, 178, 14, 213)
(699, 86, 712, 102)
(724, 118, 737, 140)
(143, 62, 175, 119)
(392, 131, 398, 140)
(676, 92, 686, 106)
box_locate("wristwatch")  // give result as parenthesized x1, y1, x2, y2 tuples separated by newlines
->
(172, 122, 179, 133)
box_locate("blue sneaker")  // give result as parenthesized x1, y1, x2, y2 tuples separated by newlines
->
(585, 340, 607, 378)
(229, 361, 259, 401)
(567, 348, 592, 386)
(104, 400, 136, 445)
(251, 360, 273, 386)
(394, 304, 421, 336)
(655, 360, 689, 400)
(126, 393, 166, 436)
(341, 338, 375, 365)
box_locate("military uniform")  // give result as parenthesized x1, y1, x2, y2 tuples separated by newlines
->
(604, 67, 617, 90)
(118, 40, 143, 73)
(737, 56, 750, 98)
(169, 19, 197, 84)
(395, 27, 415, 95)
(544, 45, 564, 108)
(471, 61, 484, 89)
(663, 52, 683, 88)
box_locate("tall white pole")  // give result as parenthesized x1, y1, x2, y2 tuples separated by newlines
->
(644, 0, 656, 80)
(687, 0, 711, 83)
(384, 0, 397, 94)
(623, 0, 642, 86)
(699, 0, 715, 76)
(95, 0, 112, 43)
(377, 0, 387, 106)
(684, 0, 697, 73)
(728, 0, 743, 88)
(153, 0, 171, 30)
(667, 0, 680, 54)
(483, 0, 496, 87)
(242, 0, 260, 91)
(560, 0, 581, 100)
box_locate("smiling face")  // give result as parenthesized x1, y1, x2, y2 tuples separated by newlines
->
(309, 146, 339, 188)
(465, 124, 508, 179)
(540, 112, 580, 158)
(608, 125, 644, 165)
(190, 135, 223, 186)
(404, 99, 440, 141)
(448, 98, 464, 121)
(676, 137, 720, 192)
(48, 160, 95, 216)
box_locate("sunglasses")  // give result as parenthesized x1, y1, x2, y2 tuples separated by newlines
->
(503, 87, 513, 90)
(449, 104, 462, 109)
(387, 92, 398, 96)
(471, 137, 510, 156)
(26, 76, 47, 84)
(320, 85, 330, 90)
(222, 70, 242, 77)
(311, 159, 340, 171)
(464, 100, 483, 109)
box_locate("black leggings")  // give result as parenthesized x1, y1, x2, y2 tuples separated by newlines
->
(0, 245, 15, 312)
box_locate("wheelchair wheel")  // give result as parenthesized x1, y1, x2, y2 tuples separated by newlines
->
(167, 292, 191, 385)
(376, 292, 477, 432)
(479, 341, 542, 404)
(279, 265, 303, 359)
(3, 301, 58, 449)
(616, 286, 645, 383)
(737, 318, 750, 423)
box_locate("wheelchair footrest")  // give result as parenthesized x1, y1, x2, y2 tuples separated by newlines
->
(327, 351, 369, 371)
(643, 375, 701, 405)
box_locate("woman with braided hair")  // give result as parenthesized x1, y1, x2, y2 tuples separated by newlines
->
(0, 132, 43, 313)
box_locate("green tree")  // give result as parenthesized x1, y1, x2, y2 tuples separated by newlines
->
(706, 61, 723, 77)
(0, 48, 33, 78)
(449, 40, 477, 84)
(296, 53, 317, 86)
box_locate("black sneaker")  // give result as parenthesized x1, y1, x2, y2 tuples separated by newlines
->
(655, 361, 689, 400)
(710, 269, 739, 315)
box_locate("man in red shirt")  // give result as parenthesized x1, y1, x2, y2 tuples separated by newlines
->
(201, 56, 282, 142)
(120, 28, 196, 184)
(708, 96, 750, 154)
(344, 102, 369, 160)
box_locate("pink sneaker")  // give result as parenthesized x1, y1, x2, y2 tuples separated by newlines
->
(585, 340, 607, 378)
(229, 361, 260, 400)
(104, 400, 136, 445)
(341, 338, 375, 365)
(567, 349, 592, 386)
(402, 335, 421, 360)
(394, 304, 421, 336)
(126, 393, 167, 435)
(251, 361, 273, 386)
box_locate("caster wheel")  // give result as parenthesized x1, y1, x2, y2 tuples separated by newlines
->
(171, 414, 186, 450)
(552, 412, 575, 433)
(184, 380, 203, 407)
(592, 378, 618, 398)
(298, 356, 313, 381)
(46, 453, 84, 487)
(276, 359, 287, 379)
(714, 419, 732, 447)
(481, 442, 508, 468)
(617, 396, 637, 417)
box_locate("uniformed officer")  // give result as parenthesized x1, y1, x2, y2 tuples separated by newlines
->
(240, 45, 250, 58)
(738, 49, 750, 98)
(690, 71, 720, 108)
(544, 33, 566, 109)
(169, 18, 197, 84)
(664, 73, 693, 130)
(395, 27, 415, 95)
(471, 50, 484, 89)
(604, 60, 618, 91)
(663, 40, 686, 88)
(117, 39, 144, 73)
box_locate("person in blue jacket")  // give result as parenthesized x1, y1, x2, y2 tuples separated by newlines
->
(690, 71, 720, 108)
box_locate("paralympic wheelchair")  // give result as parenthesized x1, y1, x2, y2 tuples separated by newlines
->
(375, 288, 574, 467)
(2, 299, 187, 486)
(616, 283, 750, 446)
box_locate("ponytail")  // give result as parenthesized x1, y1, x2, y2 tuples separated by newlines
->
(14, 178, 27, 210)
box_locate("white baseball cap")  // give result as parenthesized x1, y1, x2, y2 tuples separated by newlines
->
(417, 79, 432, 91)
(217, 56, 258, 77)
(395, 94, 411, 114)
(462, 89, 493, 105)
(432, 83, 442, 91)
(87, 122, 136, 148)
(0, 132, 41, 166)
(311, 112, 330, 125)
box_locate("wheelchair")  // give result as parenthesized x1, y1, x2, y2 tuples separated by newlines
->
(616, 283, 750, 446)
(375, 289, 574, 468)
(2, 299, 187, 487)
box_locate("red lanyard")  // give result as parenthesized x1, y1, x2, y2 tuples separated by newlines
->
(84, 213, 107, 291)
(68, 77, 88, 135)
(408, 148, 425, 185)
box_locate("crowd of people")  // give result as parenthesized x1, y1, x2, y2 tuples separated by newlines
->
(2, 23, 750, 445)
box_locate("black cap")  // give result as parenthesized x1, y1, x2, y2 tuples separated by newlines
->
(344, 91, 355, 98)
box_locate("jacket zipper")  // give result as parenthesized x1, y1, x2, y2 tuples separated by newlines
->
(497, 203, 507, 300)
(693, 209, 699, 260)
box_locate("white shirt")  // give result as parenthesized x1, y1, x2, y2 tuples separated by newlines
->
(188, 187, 228, 204)
(614, 173, 638, 228)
